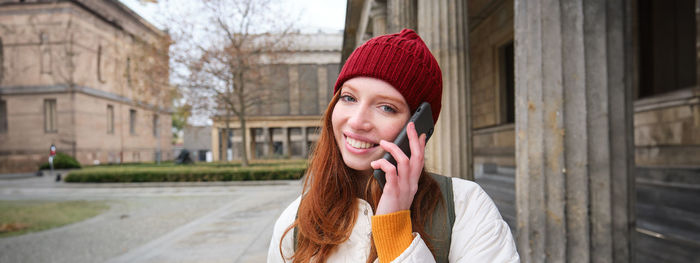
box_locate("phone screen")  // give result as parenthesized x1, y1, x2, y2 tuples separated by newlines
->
(373, 102, 434, 189)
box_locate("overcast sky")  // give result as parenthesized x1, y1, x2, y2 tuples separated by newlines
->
(119, 0, 348, 33)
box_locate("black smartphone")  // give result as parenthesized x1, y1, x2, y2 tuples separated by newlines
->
(373, 102, 434, 189)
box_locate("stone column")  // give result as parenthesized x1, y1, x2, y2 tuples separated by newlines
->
(387, 0, 417, 32)
(371, 0, 388, 36)
(514, 0, 635, 262)
(417, 0, 472, 180)
(262, 127, 272, 158)
(356, 0, 374, 45)
(212, 128, 221, 161)
(246, 128, 254, 161)
(301, 127, 309, 158)
(282, 127, 290, 157)
(697, 0, 700, 86)
(227, 129, 234, 161)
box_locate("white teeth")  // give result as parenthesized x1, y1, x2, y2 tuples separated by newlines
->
(346, 136, 374, 149)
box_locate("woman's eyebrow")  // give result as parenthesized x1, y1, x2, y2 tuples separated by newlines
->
(374, 94, 403, 104)
(341, 83, 406, 107)
(341, 84, 357, 93)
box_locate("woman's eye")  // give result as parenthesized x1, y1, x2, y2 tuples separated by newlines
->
(340, 95, 356, 102)
(380, 105, 397, 113)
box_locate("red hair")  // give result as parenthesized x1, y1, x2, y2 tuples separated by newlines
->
(280, 92, 443, 262)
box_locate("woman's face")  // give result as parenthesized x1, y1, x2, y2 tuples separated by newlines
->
(332, 77, 411, 174)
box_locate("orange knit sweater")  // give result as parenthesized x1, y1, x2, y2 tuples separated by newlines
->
(371, 210, 414, 262)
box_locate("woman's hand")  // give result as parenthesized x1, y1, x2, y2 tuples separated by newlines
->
(371, 122, 427, 215)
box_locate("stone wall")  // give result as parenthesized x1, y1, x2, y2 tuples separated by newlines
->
(634, 88, 700, 166)
(473, 125, 515, 166)
(0, 2, 168, 106)
(247, 63, 339, 117)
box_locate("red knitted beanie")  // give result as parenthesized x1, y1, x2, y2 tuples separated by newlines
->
(334, 29, 443, 123)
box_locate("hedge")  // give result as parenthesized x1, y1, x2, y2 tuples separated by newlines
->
(90, 159, 306, 168)
(63, 165, 306, 183)
(39, 152, 82, 170)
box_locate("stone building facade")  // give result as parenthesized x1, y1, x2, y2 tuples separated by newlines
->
(183, 125, 211, 162)
(0, 0, 173, 173)
(344, 0, 699, 262)
(210, 33, 341, 161)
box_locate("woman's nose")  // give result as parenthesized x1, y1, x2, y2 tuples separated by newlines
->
(347, 106, 372, 131)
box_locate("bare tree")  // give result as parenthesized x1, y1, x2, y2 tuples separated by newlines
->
(171, 0, 296, 166)
(129, 35, 173, 109)
(130, 34, 173, 163)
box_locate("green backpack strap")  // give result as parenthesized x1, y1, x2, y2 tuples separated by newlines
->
(292, 174, 455, 262)
(293, 211, 299, 251)
(427, 173, 455, 263)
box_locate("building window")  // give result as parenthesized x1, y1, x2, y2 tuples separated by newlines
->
(44, 99, 57, 133)
(152, 114, 159, 137)
(638, 0, 696, 98)
(97, 45, 105, 83)
(129, 109, 137, 135)
(499, 41, 515, 124)
(107, 105, 114, 134)
(198, 150, 207, 161)
(0, 100, 7, 134)
(40, 32, 51, 74)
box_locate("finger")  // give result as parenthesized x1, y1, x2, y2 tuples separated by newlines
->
(406, 122, 426, 170)
(379, 140, 410, 178)
(371, 159, 398, 190)
(407, 122, 421, 160)
(409, 133, 427, 186)
(407, 122, 424, 169)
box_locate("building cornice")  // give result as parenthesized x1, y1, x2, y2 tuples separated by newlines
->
(0, 85, 173, 114)
(0, 0, 166, 39)
(211, 114, 322, 122)
(211, 115, 323, 129)
(634, 87, 700, 113)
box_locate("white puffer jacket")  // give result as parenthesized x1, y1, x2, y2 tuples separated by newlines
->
(267, 177, 520, 262)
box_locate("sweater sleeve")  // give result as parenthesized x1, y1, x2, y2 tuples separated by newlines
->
(371, 210, 414, 262)
(370, 211, 437, 263)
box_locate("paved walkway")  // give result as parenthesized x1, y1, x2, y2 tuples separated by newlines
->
(0, 174, 301, 263)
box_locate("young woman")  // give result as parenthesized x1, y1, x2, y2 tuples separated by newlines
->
(267, 29, 519, 263)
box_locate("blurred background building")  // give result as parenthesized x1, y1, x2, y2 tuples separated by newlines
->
(346, 0, 698, 262)
(0, 0, 173, 173)
(183, 124, 211, 162)
(210, 32, 342, 161)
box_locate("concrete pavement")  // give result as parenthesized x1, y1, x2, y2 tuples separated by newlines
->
(0, 174, 301, 263)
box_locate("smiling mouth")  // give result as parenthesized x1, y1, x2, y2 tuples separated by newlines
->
(345, 136, 378, 149)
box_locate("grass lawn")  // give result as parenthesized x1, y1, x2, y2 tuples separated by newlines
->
(0, 200, 109, 238)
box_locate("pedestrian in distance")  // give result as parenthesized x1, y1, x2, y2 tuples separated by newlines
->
(267, 29, 519, 263)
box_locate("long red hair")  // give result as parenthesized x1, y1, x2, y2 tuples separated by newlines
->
(280, 92, 443, 262)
